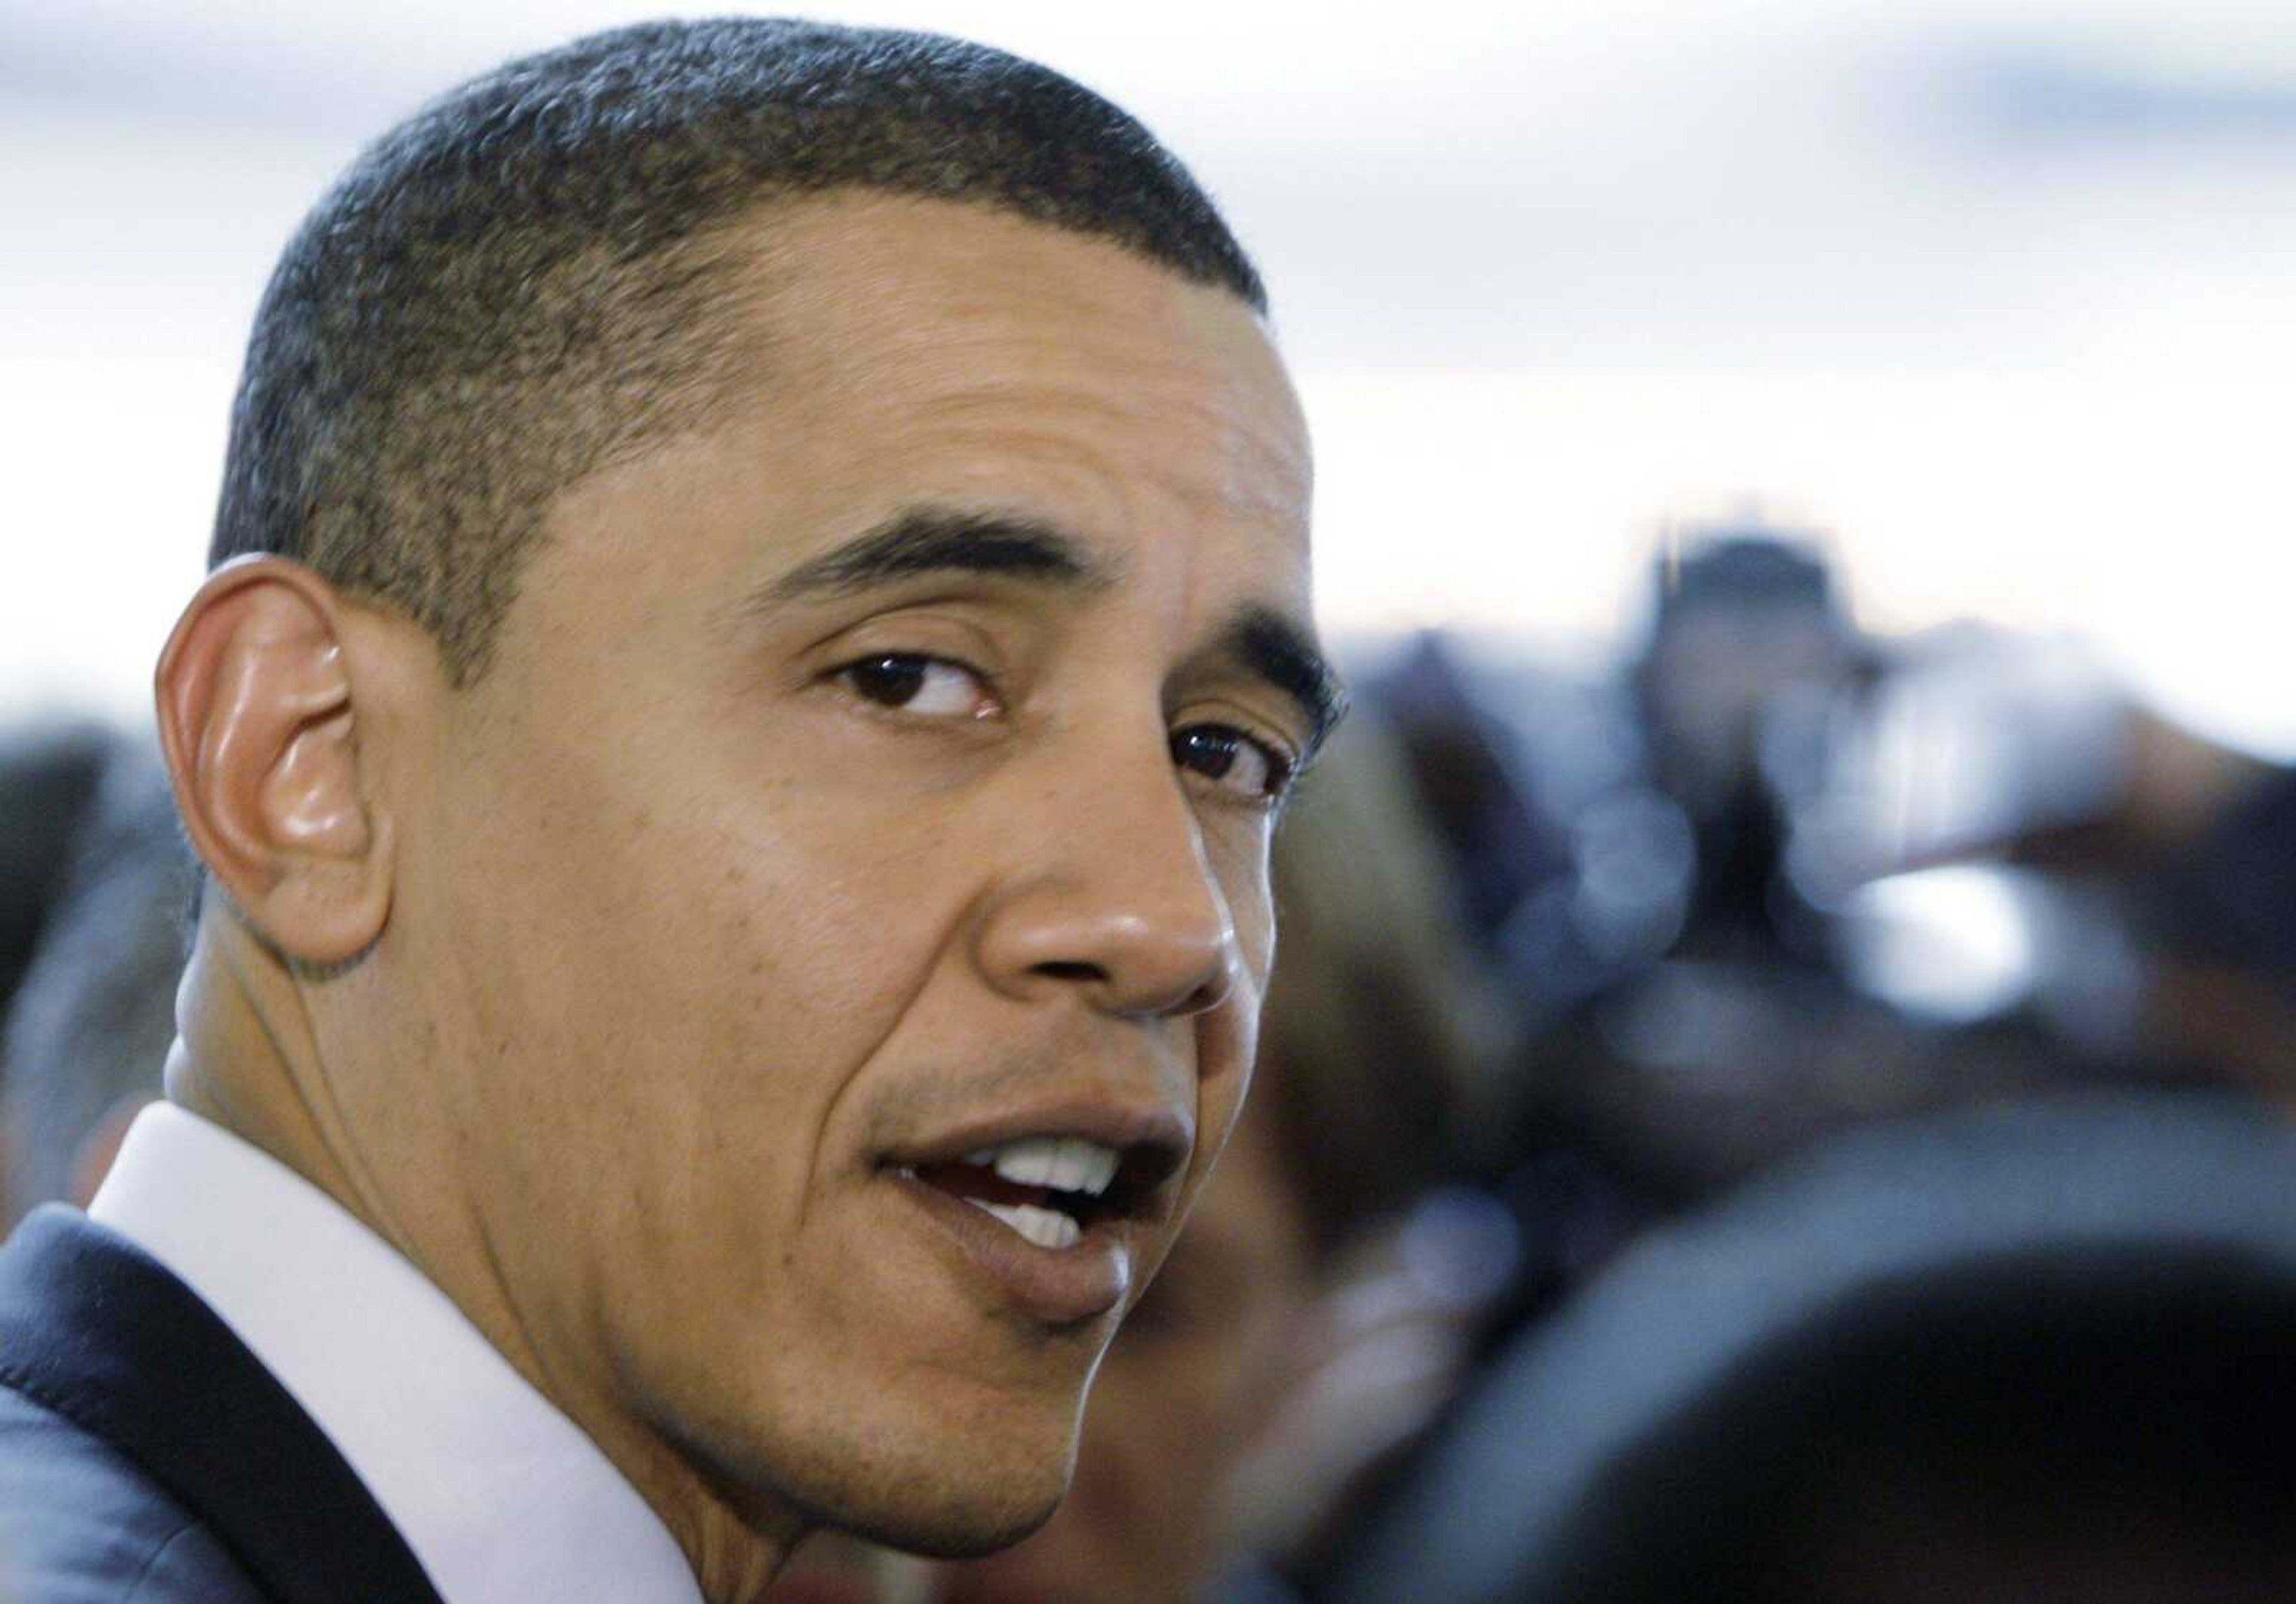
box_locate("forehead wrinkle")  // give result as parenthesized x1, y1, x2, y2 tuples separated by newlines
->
(729, 231, 1303, 520)
(921, 371, 1307, 520)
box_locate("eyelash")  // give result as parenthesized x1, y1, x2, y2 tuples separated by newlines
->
(832, 651, 1298, 804)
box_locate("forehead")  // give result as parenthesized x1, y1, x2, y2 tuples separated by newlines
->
(700, 194, 1314, 588)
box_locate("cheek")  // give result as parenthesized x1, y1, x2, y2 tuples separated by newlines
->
(1192, 836, 1274, 1131)
(413, 729, 954, 1209)
(1215, 830, 1278, 972)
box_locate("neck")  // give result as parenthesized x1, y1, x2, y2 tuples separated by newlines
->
(166, 916, 378, 1229)
(167, 915, 807, 1603)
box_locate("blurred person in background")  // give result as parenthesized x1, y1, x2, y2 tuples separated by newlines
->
(1372, 533, 2184, 1208)
(1626, 534, 1857, 963)
(1835, 652, 2296, 1103)
(0, 722, 117, 1208)
(0, 724, 115, 1028)
(1, 740, 185, 1219)
(1346, 527, 2296, 1415)
(2130, 753, 2296, 1098)
(0, 17, 1337, 1604)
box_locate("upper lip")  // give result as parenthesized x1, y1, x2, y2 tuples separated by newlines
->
(881, 1098, 1195, 1217)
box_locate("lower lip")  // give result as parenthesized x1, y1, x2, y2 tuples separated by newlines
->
(889, 1172, 1134, 1326)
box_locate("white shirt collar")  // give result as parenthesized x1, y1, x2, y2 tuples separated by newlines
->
(90, 1102, 703, 1604)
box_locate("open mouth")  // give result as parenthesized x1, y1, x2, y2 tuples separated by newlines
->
(901, 1135, 1174, 1251)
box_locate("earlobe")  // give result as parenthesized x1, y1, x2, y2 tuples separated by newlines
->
(156, 556, 392, 967)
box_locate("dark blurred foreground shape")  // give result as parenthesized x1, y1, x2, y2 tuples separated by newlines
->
(1330, 1094, 2296, 1604)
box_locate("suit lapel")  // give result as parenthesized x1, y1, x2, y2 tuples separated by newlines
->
(0, 1206, 445, 1604)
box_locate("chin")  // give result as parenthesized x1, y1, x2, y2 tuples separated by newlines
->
(691, 1385, 1080, 1563)
(833, 1447, 1069, 1561)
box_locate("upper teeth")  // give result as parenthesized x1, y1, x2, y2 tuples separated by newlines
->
(964, 1136, 1122, 1197)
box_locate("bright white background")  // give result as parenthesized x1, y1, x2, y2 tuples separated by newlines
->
(6, 2, 2294, 751)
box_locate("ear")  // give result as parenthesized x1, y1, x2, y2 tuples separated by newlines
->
(155, 556, 392, 967)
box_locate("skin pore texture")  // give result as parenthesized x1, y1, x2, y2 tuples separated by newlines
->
(154, 194, 1321, 1603)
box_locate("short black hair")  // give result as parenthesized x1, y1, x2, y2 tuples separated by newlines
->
(209, 17, 1266, 683)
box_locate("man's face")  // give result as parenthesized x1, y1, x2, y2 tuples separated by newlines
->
(345, 195, 1321, 1552)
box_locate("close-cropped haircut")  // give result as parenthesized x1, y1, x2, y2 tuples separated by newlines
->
(209, 17, 1266, 683)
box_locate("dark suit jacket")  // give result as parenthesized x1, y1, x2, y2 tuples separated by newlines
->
(0, 1207, 444, 1603)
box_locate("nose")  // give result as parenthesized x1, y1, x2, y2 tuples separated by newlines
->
(972, 738, 1243, 1021)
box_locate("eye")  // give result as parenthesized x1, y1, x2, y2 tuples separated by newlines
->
(838, 653, 994, 719)
(1170, 724, 1294, 803)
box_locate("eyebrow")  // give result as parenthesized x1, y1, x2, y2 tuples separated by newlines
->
(1222, 606, 1349, 766)
(756, 507, 1346, 760)
(758, 510, 1113, 604)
